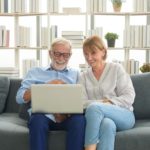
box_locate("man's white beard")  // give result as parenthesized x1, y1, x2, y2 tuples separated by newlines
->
(51, 61, 67, 71)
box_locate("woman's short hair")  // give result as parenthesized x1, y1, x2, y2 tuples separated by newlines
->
(83, 35, 107, 60)
(50, 38, 72, 51)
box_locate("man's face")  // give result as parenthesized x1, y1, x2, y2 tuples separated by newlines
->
(49, 44, 72, 70)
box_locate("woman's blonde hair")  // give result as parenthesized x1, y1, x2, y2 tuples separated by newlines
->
(83, 35, 107, 60)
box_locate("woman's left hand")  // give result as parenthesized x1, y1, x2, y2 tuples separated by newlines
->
(102, 99, 113, 104)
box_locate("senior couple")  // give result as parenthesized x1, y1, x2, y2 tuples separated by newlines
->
(16, 36, 135, 150)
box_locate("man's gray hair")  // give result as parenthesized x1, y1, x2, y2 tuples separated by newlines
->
(50, 38, 72, 51)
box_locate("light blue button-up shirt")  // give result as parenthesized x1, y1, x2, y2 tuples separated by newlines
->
(16, 66, 79, 121)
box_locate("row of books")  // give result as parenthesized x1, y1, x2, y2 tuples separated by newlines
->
(79, 63, 89, 72)
(0, 60, 140, 79)
(29, 0, 39, 13)
(0, 61, 39, 78)
(0, 0, 59, 13)
(124, 25, 150, 48)
(133, 0, 148, 12)
(87, 27, 103, 38)
(43, 28, 101, 48)
(113, 59, 140, 75)
(62, 31, 84, 48)
(0, 26, 10, 47)
(79, 59, 140, 75)
(2, 25, 150, 48)
(0, 25, 103, 47)
(0, 67, 19, 78)
(127, 59, 140, 75)
(22, 59, 39, 77)
(87, 0, 107, 13)
(1, 0, 150, 14)
(41, 26, 58, 47)
(0, 0, 8, 13)
(62, 7, 81, 14)
(1, 0, 104, 13)
(11, 0, 27, 13)
(16, 26, 30, 47)
(47, 0, 59, 13)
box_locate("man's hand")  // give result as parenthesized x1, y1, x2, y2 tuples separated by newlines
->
(47, 79, 66, 84)
(54, 114, 69, 123)
(23, 89, 31, 102)
(47, 79, 68, 123)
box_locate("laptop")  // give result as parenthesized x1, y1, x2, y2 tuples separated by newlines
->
(31, 84, 84, 113)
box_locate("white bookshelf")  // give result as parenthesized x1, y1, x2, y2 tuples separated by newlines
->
(0, 0, 150, 76)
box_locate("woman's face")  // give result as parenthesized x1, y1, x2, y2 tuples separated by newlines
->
(83, 47, 105, 68)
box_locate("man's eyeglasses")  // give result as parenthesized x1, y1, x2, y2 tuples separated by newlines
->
(53, 51, 71, 59)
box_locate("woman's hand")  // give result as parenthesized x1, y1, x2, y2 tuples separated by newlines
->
(102, 98, 113, 104)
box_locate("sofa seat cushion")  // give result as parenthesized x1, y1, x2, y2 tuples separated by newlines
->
(0, 113, 29, 150)
(0, 113, 66, 150)
(0, 113, 27, 128)
(115, 119, 150, 150)
(0, 77, 10, 113)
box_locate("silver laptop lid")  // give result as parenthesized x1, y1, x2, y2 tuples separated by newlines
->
(31, 84, 83, 113)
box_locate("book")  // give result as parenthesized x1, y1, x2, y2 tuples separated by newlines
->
(63, 7, 81, 13)
(62, 31, 83, 36)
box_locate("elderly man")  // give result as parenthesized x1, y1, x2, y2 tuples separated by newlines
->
(16, 38, 85, 150)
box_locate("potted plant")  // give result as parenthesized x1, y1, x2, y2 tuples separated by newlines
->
(140, 63, 150, 73)
(104, 32, 119, 47)
(111, 0, 125, 12)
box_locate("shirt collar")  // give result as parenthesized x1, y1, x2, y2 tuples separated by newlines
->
(45, 65, 69, 72)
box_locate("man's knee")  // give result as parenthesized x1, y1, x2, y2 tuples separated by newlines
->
(28, 114, 49, 129)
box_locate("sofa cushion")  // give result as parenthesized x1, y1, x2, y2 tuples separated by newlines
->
(115, 119, 150, 150)
(4, 78, 21, 113)
(0, 76, 10, 113)
(131, 73, 150, 119)
(0, 113, 66, 150)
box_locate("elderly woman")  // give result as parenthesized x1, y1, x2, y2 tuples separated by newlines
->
(78, 35, 135, 150)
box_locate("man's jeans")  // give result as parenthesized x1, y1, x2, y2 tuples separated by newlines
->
(28, 114, 85, 150)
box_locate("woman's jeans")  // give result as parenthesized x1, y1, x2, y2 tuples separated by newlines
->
(28, 114, 85, 150)
(85, 103, 135, 150)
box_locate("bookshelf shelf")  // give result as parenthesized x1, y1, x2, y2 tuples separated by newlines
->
(93, 12, 150, 16)
(0, 12, 150, 17)
(0, 13, 49, 17)
(0, 47, 16, 49)
(108, 47, 150, 50)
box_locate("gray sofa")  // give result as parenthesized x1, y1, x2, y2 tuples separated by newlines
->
(0, 73, 150, 150)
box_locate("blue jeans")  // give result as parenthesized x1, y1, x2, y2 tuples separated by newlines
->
(84, 102, 135, 150)
(28, 114, 85, 150)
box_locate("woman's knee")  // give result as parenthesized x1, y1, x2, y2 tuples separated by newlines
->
(101, 118, 116, 134)
(85, 103, 103, 118)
